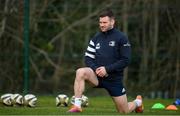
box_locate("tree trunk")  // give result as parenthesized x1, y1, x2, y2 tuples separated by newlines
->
(138, 0, 149, 86)
(173, 27, 180, 98)
(122, 0, 129, 86)
(151, 0, 159, 82)
(52, 1, 68, 93)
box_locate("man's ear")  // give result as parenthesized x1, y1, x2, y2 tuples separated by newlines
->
(111, 19, 115, 26)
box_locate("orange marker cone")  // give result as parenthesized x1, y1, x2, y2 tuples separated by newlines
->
(166, 105, 178, 110)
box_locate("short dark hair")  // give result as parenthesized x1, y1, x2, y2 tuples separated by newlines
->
(99, 9, 115, 19)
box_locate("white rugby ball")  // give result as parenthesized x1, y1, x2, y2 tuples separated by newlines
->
(24, 94, 37, 107)
(70, 95, 75, 105)
(81, 95, 89, 107)
(1, 93, 13, 106)
(70, 95, 89, 107)
(56, 94, 69, 107)
(11, 94, 24, 106)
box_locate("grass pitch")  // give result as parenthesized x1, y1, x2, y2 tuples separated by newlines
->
(0, 96, 179, 115)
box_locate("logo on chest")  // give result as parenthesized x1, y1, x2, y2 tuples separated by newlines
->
(109, 41, 115, 47)
(96, 43, 100, 49)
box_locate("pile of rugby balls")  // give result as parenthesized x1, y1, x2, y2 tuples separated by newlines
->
(0, 93, 37, 107)
(70, 95, 89, 107)
(56, 94, 89, 107)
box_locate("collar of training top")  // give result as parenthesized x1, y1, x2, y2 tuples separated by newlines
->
(102, 28, 115, 35)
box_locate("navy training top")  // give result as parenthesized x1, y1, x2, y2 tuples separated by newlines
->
(84, 28, 131, 81)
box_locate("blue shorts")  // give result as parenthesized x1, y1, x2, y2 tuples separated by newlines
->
(95, 78, 126, 97)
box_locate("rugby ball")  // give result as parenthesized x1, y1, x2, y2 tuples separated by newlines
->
(11, 93, 24, 106)
(1, 93, 13, 106)
(81, 95, 89, 107)
(24, 94, 37, 107)
(70, 95, 89, 107)
(56, 94, 69, 107)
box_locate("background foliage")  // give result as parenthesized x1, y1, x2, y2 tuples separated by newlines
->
(0, 0, 179, 98)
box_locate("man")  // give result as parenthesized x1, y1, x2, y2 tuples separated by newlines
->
(68, 9, 143, 113)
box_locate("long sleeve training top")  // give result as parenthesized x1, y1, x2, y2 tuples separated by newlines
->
(85, 28, 131, 81)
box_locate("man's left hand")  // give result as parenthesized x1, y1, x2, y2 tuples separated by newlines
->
(95, 66, 108, 77)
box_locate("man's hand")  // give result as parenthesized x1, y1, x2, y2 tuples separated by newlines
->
(95, 66, 108, 77)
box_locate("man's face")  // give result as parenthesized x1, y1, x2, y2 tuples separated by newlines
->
(99, 16, 115, 32)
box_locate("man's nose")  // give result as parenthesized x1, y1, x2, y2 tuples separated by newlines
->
(100, 24, 104, 26)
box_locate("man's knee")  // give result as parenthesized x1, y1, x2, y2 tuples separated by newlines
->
(116, 103, 130, 114)
(76, 68, 88, 80)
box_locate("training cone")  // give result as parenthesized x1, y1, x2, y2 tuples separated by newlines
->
(173, 99, 180, 106)
(151, 103, 165, 109)
(166, 105, 178, 110)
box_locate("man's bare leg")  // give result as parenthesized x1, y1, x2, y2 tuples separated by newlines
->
(74, 67, 98, 98)
(68, 67, 98, 112)
(112, 94, 137, 113)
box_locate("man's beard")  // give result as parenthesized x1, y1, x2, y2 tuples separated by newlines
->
(100, 25, 113, 32)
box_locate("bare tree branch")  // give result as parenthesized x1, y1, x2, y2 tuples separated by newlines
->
(0, 0, 9, 38)
(5, 28, 59, 70)
(49, 1, 115, 44)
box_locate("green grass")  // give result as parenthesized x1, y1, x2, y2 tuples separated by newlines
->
(0, 96, 180, 115)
